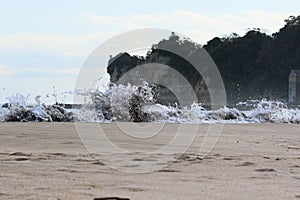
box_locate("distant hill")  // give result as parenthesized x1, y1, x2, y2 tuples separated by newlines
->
(107, 15, 300, 105)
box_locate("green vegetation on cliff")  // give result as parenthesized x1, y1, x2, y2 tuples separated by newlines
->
(107, 16, 300, 105)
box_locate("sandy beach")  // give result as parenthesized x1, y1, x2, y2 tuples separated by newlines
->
(0, 123, 299, 199)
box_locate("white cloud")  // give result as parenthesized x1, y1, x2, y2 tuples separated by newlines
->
(24, 67, 81, 76)
(178, 29, 217, 45)
(0, 32, 116, 57)
(171, 10, 287, 43)
(173, 10, 223, 28)
(0, 9, 289, 59)
(0, 64, 16, 75)
(242, 9, 287, 32)
(52, 67, 80, 76)
(84, 9, 288, 44)
(82, 12, 169, 29)
(0, 65, 80, 76)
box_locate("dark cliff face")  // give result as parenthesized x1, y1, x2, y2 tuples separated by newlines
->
(107, 43, 206, 105)
(107, 16, 300, 105)
(107, 34, 202, 88)
(107, 53, 143, 83)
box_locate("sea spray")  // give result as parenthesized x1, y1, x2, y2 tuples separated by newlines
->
(0, 84, 299, 123)
(75, 82, 156, 122)
(1, 94, 73, 122)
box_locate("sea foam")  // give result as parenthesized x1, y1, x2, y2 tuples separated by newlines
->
(1, 84, 299, 123)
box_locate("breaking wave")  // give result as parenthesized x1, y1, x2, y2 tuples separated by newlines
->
(0, 83, 299, 123)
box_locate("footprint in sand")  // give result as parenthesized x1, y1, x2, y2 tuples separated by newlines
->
(121, 187, 145, 192)
(255, 168, 276, 172)
(237, 162, 255, 166)
(9, 152, 32, 156)
(15, 157, 30, 161)
(94, 197, 130, 200)
(158, 169, 180, 173)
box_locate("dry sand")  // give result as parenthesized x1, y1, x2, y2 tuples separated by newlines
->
(0, 123, 299, 200)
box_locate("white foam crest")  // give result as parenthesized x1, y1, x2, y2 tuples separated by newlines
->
(0, 107, 8, 122)
(110, 84, 136, 121)
(1, 93, 73, 122)
(5, 93, 28, 107)
(1, 84, 299, 123)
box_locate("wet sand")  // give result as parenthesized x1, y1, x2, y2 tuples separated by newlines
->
(0, 123, 299, 199)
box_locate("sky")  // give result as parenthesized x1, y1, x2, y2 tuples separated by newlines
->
(0, 0, 299, 104)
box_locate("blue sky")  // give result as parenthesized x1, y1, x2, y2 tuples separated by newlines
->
(0, 0, 299, 103)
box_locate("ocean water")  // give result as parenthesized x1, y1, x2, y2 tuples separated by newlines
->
(0, 83, 299, 123)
